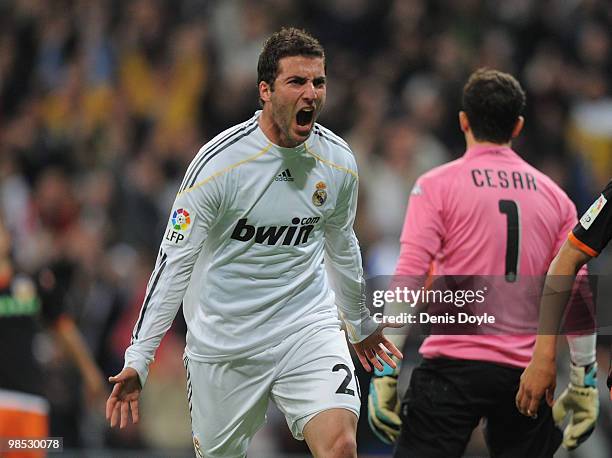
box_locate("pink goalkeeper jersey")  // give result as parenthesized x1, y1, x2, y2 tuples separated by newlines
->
(396, 145, 578, 368)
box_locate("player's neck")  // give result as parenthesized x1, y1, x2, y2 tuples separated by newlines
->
(259, 108, 297, 148)
(259, 109, 278, 143)
(465, 136, 511, 151)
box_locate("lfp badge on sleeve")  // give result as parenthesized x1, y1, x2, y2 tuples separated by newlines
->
(165, 207, 194, 245)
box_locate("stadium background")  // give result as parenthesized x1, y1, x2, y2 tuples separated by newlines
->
(1, 0, 611, 456)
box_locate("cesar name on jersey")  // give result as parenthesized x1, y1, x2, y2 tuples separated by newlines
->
(231, 217, 320, 246)
(470, 169, 537, 190)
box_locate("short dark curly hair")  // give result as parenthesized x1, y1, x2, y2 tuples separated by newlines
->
(462, 68, 526, 144)
(257, 27, 325, 89)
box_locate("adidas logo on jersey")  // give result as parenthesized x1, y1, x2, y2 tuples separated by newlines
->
(230, 217, 320, 246)
(274, 169, 294, 182)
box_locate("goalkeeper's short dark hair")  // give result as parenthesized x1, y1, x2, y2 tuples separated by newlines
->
(462, 68, 526, 144)
(257, 27, 325, 89)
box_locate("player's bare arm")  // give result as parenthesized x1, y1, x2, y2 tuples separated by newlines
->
(516, 240, 592, 417)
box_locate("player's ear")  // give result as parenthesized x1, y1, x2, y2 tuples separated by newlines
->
(259, 81, 273, 104)
(459, 111, 470, 133)
(511, 116, 524, 139)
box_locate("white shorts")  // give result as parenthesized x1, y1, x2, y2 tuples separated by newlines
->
(183, 324, 361, 458)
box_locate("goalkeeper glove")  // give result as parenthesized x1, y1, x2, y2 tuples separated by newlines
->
(368, 358, 401, 444)
(553, 361, 599, 450)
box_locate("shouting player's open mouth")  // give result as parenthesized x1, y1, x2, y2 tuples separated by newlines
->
(295, 106, 315, 136)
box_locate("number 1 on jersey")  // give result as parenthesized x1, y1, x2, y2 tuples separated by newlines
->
(498, 200, 520, 282)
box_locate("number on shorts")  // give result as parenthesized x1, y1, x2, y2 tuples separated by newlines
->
(332, 363, 355, 396)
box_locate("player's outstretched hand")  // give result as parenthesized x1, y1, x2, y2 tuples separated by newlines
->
(106, 367, 142, 428)
(352, 323, 403, 372)
(516, 354, 556, 418)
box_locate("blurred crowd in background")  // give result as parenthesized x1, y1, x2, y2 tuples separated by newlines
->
(1, 0, 611, 456)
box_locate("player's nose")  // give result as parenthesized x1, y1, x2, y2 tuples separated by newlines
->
(303, 82, 317, 101)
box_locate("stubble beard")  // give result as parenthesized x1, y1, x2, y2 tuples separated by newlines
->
(272, 104, 299, 147)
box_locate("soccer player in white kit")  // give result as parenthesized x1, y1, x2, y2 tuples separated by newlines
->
(105, 27, 402, 458)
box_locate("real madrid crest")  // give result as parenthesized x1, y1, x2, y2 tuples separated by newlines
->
(312, 181, 327, 207)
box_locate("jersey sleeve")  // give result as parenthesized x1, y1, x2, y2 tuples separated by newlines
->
(395, 176, 444, 276)
(124, 179, 221, 386)
(324, 170, 377, 343)
(569, 180, 612, 257)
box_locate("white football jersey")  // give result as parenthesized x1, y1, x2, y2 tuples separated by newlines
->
(124, 112, 376, 384)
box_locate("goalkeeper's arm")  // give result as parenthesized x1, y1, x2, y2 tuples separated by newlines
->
(517, 241, 598, 451)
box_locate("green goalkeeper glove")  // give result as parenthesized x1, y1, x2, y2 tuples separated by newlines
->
(553, 361, 599, 450)
(368, 358, 401, 444)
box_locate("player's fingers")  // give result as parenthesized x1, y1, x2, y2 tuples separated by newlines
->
(110, 402, 120, 428)
(517, 397, 529, 416)
(364, 347, 375, 364)
(515, 385, 528, 415)
(108, 371, 125, 383)
(371, 357, 384, 372)
(110, 381, 123, 396)
(107, 381, 124, 404)
(354, 345, 371, 372)
(361, 356, 372, 372)
(120, 400, 129, 428)
(130, 400, 139, 424)
(105, 395, 117, 421)
(569, 415, 594, 439)
(105, 398, 113, 421)
(106, 382, 123, 419)
(381, 337, 403, 360)
(376, 348, 396, 368)
(526, 397, 540, 419)
(369, 348, 384, 371)
(515, 381, 523, 402)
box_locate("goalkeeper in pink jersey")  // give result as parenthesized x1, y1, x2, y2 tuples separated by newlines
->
(367, 69, 598, 457)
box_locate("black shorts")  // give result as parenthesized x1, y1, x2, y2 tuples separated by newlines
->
(394, 358, 562, 458)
